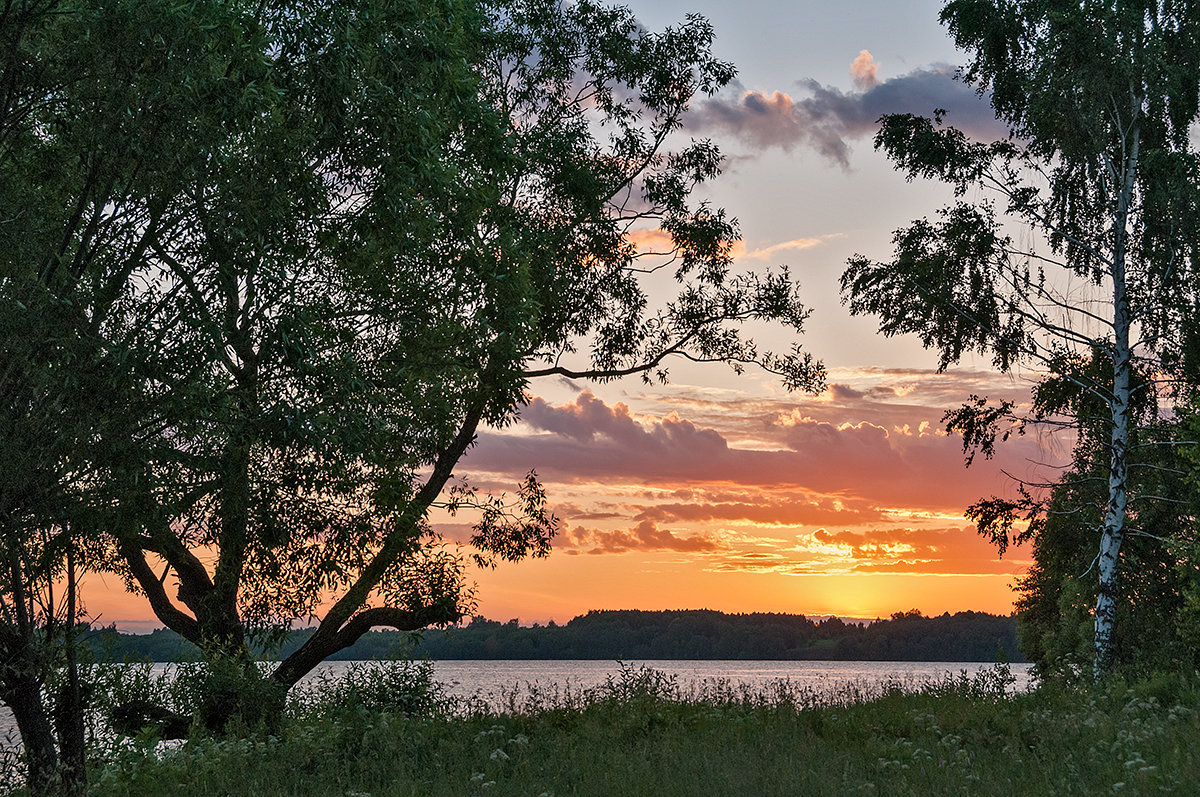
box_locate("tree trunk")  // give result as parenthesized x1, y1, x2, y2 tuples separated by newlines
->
(1095, 373, 1128, 676)
(272, 602, 461, 689)
(1094, 126, 1138, 679)
(53, 545, 85, 797)
(0, 635, 60, 797)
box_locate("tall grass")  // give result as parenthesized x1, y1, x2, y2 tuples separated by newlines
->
(32, 663, 1200, 796)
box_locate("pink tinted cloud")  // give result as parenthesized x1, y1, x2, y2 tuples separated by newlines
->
(628, 227, 751, 260)
(464, 390, 1049, 511)
(519, 391, 729, 454)
(558, 519, 725, 555)
(742, 233, 844, 260)
(850, 50, 879, 90)
(626, 228, 675, 254)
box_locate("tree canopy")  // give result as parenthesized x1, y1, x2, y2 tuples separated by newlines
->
(1, 0, 284, 788)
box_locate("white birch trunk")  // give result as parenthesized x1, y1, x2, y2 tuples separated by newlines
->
(1094, 125, 1139, 678)
(1095, 324, 1129, 676)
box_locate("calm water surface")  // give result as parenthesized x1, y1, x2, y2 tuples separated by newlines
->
(0, 660, 1033, 752)
(332, 659, 1034, 708)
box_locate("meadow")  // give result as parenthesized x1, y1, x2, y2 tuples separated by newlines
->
(59, 662, 1200, 797)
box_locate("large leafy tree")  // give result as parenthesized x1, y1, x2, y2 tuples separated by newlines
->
(842, 0, 1200, 676)
(80, 0, 823, 723)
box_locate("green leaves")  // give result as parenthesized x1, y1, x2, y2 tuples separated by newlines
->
(467, 470, 557, 568)
(943, 395, 1022, 467)
(842, 202, 1017, 371)
(7, 0, 824, 687)
(873, 113, 994, 192)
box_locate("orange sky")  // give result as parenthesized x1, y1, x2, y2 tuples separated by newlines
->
(447, 364, 1051, 625)
(87, 365, 1052, 632)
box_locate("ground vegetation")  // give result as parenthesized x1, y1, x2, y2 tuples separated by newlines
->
(71, 661, 1200, 797)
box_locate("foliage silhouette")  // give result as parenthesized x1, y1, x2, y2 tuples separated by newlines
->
(88, 609, 1025, 663)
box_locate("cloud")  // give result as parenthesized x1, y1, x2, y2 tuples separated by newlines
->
(627, 227, 754, 261)
(551, 502, 626, 521)
(850, 50, 879, 90)
(809, 526, 1030, 573)
(518, 391, 729, 454)
(742, 233, 845, 260)
(558, 520, 725, 555)
(466, 390, 1052, 511)
(627, 228, 842, 264)
(705, 526, 1029, 576)
(688, 64, 1006, 168)
(638, 367, 1040, 448)
(626, 228, 674, 254)
(633, 496, 882, 527)
(828, 383, 866, 401)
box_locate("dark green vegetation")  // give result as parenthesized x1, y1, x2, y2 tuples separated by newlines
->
(842, 0, 1200, 678)
(69, 662, 1200, 797)
(89, 609, 1025, 663)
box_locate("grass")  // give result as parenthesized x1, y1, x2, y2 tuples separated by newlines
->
(47, 664, 1200, 796)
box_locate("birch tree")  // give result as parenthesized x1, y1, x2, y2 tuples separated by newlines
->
(841, 0, 1200, 676)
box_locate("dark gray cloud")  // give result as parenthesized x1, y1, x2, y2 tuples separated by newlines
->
(688, 66, 1007, 168)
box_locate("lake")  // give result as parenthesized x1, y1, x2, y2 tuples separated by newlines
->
(0, 659, 1033, 752)
(321, 659, 1034, 710)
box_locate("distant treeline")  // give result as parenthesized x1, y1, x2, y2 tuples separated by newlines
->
(85, 609, 1025, 663)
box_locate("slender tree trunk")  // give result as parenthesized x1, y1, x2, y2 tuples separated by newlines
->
(1094, 126, 1139, 678)
(1095, 331, 1130, 677)
(1, 545, 62, 795)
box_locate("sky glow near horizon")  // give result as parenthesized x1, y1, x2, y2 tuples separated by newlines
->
(87, 1, 1070, 632)
(454, 0, 1057, 625)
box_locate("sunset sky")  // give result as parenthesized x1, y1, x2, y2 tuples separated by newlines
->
(452, 0, 1058, 625)
(88, 0, 1069, 631)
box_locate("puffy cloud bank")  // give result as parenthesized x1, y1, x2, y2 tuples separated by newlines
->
(454, 369, 1053, 577)
(689, 57, 1006, 168)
